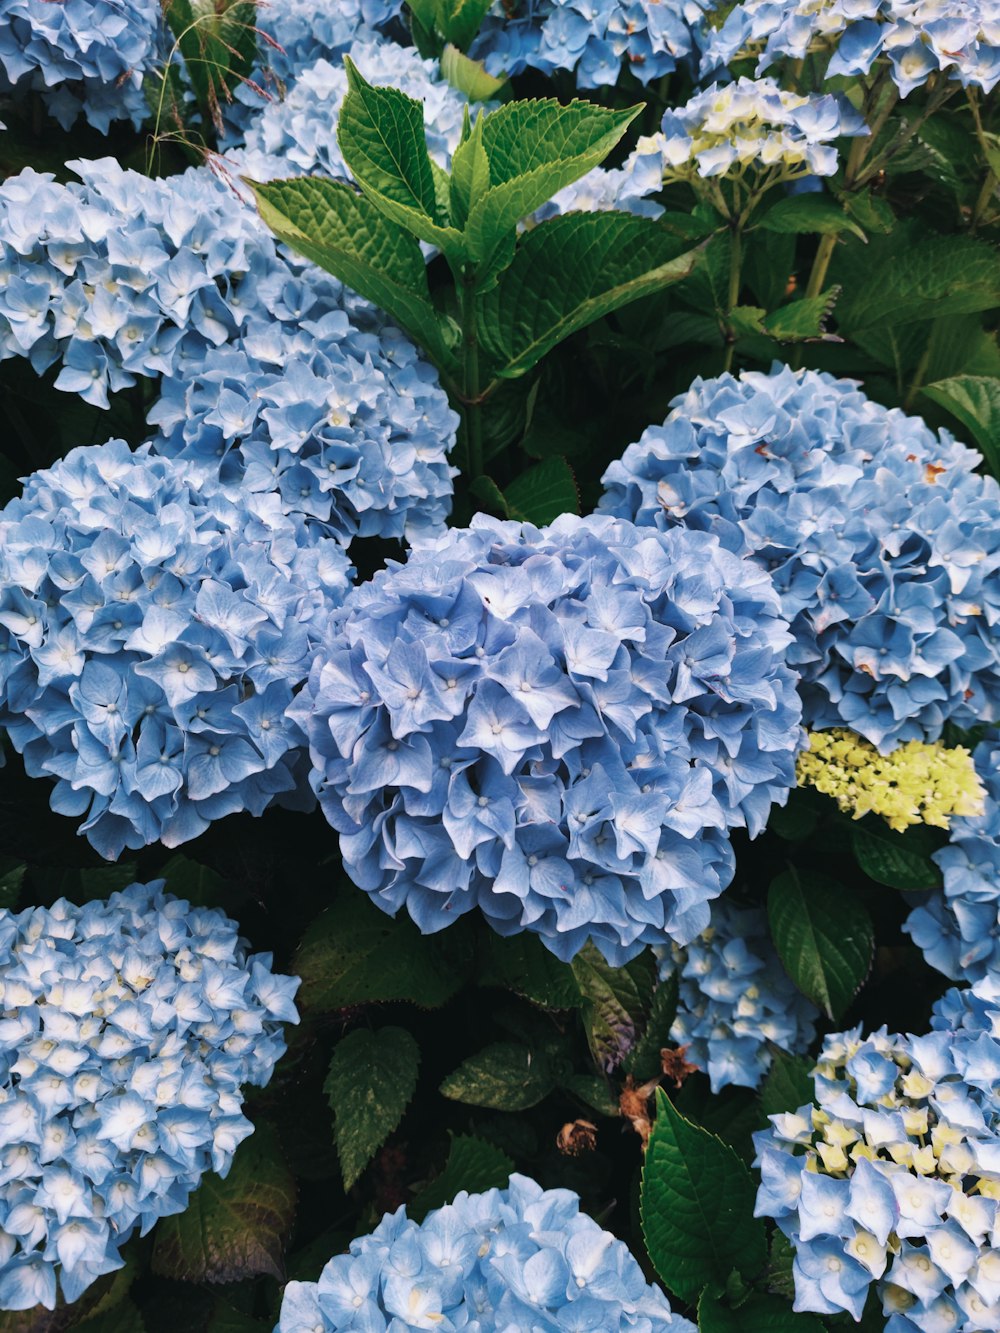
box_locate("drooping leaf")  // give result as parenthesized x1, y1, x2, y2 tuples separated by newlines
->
(760, 1052, 816, 1120)
(571, 942, 656, 1071)
(767, 869, 874, 1020)
(623, 973, 679, 1082)
(641, 1089, 767, 1302)
(758, 194, 865, 239)
(504, 457, 580, 524)
(477, 931, 583, 1009)
(325, 1026, 421, 1190)
(850, 820, 944, 891)
(408, 1134, 514, 1221)
(922, 374, 1000, 475)
(440, 1042, 557, 1110)
(440, 44, 509, 99)
(698, 1290, 828, 1332)
(151, 1125, 296, 1283)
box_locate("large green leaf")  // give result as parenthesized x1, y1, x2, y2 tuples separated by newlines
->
(479, 213, 701, 377)
(408, 1135, 514, 1221)
(850, 820, 943, 891)
(504, 457, 580, 524)
(641, 1089, 767, 1302)
(923, 374, 1000, 475)
(438, 0, 495, 50)
(152, 1125, 296, 1283)
(293, 891, 465, 1011)
(477, 930, 583, 1009)
(247, 177, 453, 368)
(767, 869, 874, 1020)
(440, 1041, 557, 1110)
(325, 1027, 420, 1190)
(758, 194, 865, 239)
(571, 942, 656, 1071)
(760, 1052, 815, 1120)
(699, 1291, 827, 1332)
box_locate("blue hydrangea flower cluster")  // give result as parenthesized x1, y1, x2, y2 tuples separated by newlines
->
(277, 1173, 695, 1332)
(0, 157, 458, 544)
(702, 0, 1000, 98)
(656, 898, 818, 1092)
(600, 364, 1000, 751)
(253, 0, 404, 87)
(754, 1018, 1000, 1329)
(292, 513, 801, 964)
(469, 0, 708, 89)
(0, 881, 299, 1312)
(905, 731, 1000, 983)
(0, 0, 159, 131)
(0, 440, 353, 860)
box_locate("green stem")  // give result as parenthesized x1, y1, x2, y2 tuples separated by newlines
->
(904, 321, 939, 412)
(722, 223, 743, 374)
(971, 168, 998, 232)
(460, 270, 483, 479)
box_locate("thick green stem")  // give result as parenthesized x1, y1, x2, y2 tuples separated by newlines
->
(460, 270, 483, 479)
(801, 134, 871, 306)
(722, 224, 743, 374)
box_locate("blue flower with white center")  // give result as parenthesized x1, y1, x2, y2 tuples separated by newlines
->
(600, 364, 1000, 751)
(655, 898, 818, 1092)
(0, 439, 352, 859)
(0, 156, 459, 545)
(754, 1019, 1000, 1331)
(293, 512, 801, 966)
(275, 1173, 695, 1332)
(905, 732, 1000, 983)
(0, 881, 298, 1311)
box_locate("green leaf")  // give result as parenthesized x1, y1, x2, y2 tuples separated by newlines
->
(79, 1300, 147, 1333)
(758, 194, 865, 240)
(162, 0, 257, 136)
(850, 820, 943, 891)
(728, 305, 766, 337)
(477, 931, 583, 1008)
(699, 1290, 827, 1332)
(563, 1073, 620, 1118)
(294, 891, 465, 1012)
(437, 0, 495, 50)
(440, 1042, 557, 1110)
(504, 457, 580, 523)
(440, 44, 509, 99)
(571, 942, 656, 1072)
(641, 1089, 767, 1302)
(480, 213, 701, 376)
(469, 473, 510, 516)
(763, 288, 840, 342)
(841, 190, 896, 235)
(325, 1026, 420, 1190)
(247, 177, 453, 368)
(450, 110, 491, 229)
(151, 1124, 296, 1283)
(623, 973, 679, 1082)
(922, 375, 1000, 475)
(767, 869, 874, 1020)
(760, 1052, 815, 1120)
(160, 853, 229, 908)
(767, 793, 820, 842)
(0, 858, 24, 911)
(409, 1134, 514, 1221)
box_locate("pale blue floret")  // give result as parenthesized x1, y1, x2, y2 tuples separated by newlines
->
(293, 512, 802, 965)
(0, 882, 298, 1310)
(600, 364, 1000, 751)
(274, 1173, 695, 1332)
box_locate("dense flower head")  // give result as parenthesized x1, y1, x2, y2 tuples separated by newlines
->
(276, 1173, 695, 1332)
(643, 77, 866, 184)
(0, 439, 353, 860)
(798, 728, 985, 833)
(292, 512, 802, 965)
(905, 732, 1000, 983)
(0, 156, 458, 544)
(253, 0, 404, 86)
(701, 0, 1000, 98)
(0, 881, 299, 1311)
(0, 0, 159, 131)
(600, 364, 1000, 751)
(469, 0, 709, 89)
(656, 898, 817, 1092)
(754, 1020, 1000, 1329)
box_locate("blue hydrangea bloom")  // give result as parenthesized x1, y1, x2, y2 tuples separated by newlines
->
(656, 898, 818, 1092)
(292, 513, 802, 965)
(0, 157, 458, 544)
(276, 1173, 695, 1332)
(0, 0, 159, 131)
(905, 731, 1000, 983)
(701, 0, 1000, 98)
(254, 0, 404, 86)
(469, 0, 708, 89)
(0, 439, 352, 860)
(600, 364, 1000, 751)
(0, 881, 299, 1311)
(754, 1019, 1000, 1330)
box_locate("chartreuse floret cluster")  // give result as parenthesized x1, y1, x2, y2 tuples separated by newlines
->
(656, 898, 818, 1092)
(797, 729, 985, 833)
(0, 882, 299, 1312)
(276, 1173, 695, 1332)
(600, 364, 1000, 752)
(293, 513, 802, 964)
(905, 731, 1000, 982)
(754, 1008, 1000, 1329)
(0, 440, 352, 860)
(702, 0, 1000, 97)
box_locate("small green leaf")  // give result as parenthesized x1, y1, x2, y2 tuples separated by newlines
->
(325, 1027, 420, 1190)
(477, 931, 583, 1009)
(151, 1124, 296, 1283)
(767, 869, 874, 1020)
(763, 288, 840, 342)
(563, 1073, 620, 1118)
(409, 1134, 514, 1221)
(160, 853, 228, 907)
(440, 1042, 557, 1110)
(641, 1089, 767, 1302)
(504, 457, 579, 524)
(623, 973, 679, 1082)
(760, 1052, 815, 1120)
(437, 0, 495, 51)
(469, 474, 510, 516)
(850, 820, 943, 891)
(922, 374, 1000, 475)
(767, 793, 820, 842)
(450, 110, 491, 229)
(759, 194, 866, 240)
(440, 44, 509, 99)
(699, 1290, 828, 1332)
(571, 942, 656, 1071)
(841, 190, 896, 234)
(729, 305, 767, 337)
(0, 858, 24, 910)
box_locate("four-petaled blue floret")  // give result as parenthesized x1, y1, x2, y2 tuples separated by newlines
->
(600, 364, 1000, 751)
(0, 881, 299, 1312)
(276, 1172, 696, 1332)
(292, 513, 801, 964)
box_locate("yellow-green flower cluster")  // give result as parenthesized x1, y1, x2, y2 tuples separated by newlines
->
(796, 729, 985, 832)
